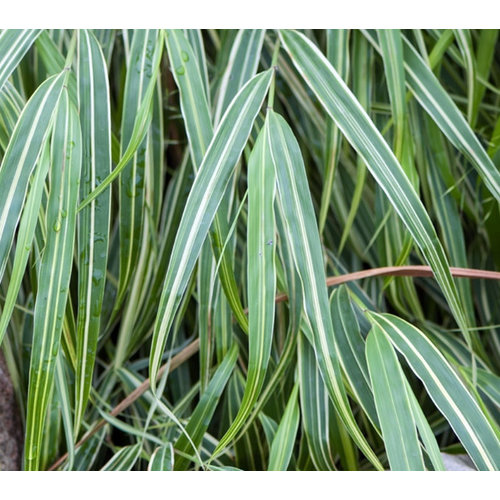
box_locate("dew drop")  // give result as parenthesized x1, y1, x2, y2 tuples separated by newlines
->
(175, 65, 185, 75)
(92, 269, 104, 287)
(61, 209, 67, 218)
(53, 219, 61, 232)
(181, 51, 189, 62)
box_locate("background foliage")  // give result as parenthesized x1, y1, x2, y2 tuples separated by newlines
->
(0, 28, 499, 471)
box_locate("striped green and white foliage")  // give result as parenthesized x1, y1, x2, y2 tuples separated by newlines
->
(297, 333, 336, 471)
(101, 444, 142, 471)
(397, 33, 500, 204)
(267, 109, 382, 470)
(0, 72, 65, 284)
(74, 29, 112, 434)
(0, 141, 50, 346)
(279, 29, 470, 346)
(366, 325, 425, 470)
(211, 116, 276, 456)
(0, 30, 41, 91)
(148, 443, 174, 471)
(24, 91, 82, 470)
(213, 29, 265, 126)
(149, 69, 273, 389)
(165, 28, 248, 339)
(174, 343, 239, 470)
(0, 81, 24, 151)
(267, 383, 300, 471)
(2, 29, 500, 472)
(367, 312, 500, 471)
(115, 29, 162, 312)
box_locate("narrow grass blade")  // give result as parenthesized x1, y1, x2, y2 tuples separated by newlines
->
(183, 30, 210, 106)
(279, 29, 469, 344)
(212, 117, 276, 457)
(0, 142, 49, 345)
(115, 29, 161, 311)
(405, 379, 445, 470)
(0, 29, 41, 91)
(453, 30, 475, 125)
(367, 312, 500, 471)
(214, 29, 265, 126)
(25, 91, 82, 470)
(319, 29, 349, 235)
(425, 117, 475, 326)
(338, 31, 370, 254)
(54, 354, 75, 470)
(174, 343, 239, 470)
(267, 109, 382, 470)
(267, 383, 299, 471)
(149, 69, 273, 389)
(165, 29, 212, 167)
(74, 29, 112, 434)
(402, 36, 500, 202)
(78, 31, 163, 211)
(166, 28, 249, 335)
(297, 333, 336, 470)
(471, 29, 498, 128)
(148, 444, 174, 471)
(366, 324, 425, 470)
(101, 444, 141, 471)
(330, 286, 378, 427)
(0, 81, 23, 151)
(0, 72, 65, 284)
(35, 30, 65, 76)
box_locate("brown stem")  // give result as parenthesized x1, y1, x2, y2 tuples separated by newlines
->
(48, 264, 500, 470)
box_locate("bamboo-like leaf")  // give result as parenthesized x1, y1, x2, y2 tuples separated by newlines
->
(297, 333, 336, 471)
(74, 29, 112, 434)
(24, 90, 82, 470)
(166, 28, 249, 335)
(149, 69, 273, 389)
(165, 29, 212, 167)
(212, 116, 276, 457)
(54, 354, 75, 471)
(78, 31, 163, 211)
(148, 444, 174, 471)
(0, 72, 65, 284)
(174, 342, 239, 470)
(367, 312, 500, 471)
(471, 29, 498, 128)
(405, 379, 445, 471)
(319, 29, 349, 235)
(279, 29, 469, 344)
(183, 30, 210, 105)
(101, 444, 141, 471)
(453, 30, 475, 125)
(401, 35, 500, 202)
(366, 324, 425, 470)
(0, 81, 23, 151)
(267, 109, 382, 470)
(0, 29, 41, 91)
(115, 29, 161, 312)
(267, 384, 300, 471)
(0, 142, 49, 345)
(330, 286, 378, 427)
(214, 29, 265, 126)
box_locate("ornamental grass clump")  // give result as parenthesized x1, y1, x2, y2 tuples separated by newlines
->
(0, 28, 499, 471)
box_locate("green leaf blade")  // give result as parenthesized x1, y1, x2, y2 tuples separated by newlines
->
(149, 69, 273, 389)
(368, 312, 500, 471)
(366, 324, 425, 471)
